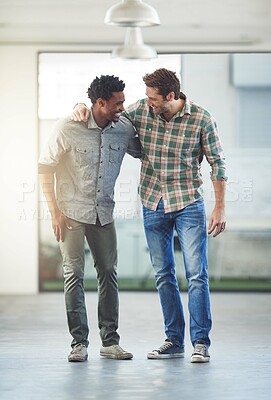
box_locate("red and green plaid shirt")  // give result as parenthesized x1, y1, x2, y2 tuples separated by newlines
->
(125, 94, 227, 213)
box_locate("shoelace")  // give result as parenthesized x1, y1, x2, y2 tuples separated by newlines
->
(158, 341, 174, 352)
(110, 345, 125, 352)
(193, 344, 206, 355)
(71, 344, 84, 353)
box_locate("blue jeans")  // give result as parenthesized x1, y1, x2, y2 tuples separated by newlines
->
(143, 198, 212, 348)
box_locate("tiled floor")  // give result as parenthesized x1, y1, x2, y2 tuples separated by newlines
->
(0, 291, 270, 400)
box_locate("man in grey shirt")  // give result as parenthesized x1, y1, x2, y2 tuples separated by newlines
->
(38, 75, 141, 362)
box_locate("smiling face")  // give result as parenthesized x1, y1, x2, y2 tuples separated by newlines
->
(146, 86, 171, 116)
(100, 91, 125, 123)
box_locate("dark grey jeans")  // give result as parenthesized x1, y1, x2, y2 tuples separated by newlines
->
(59, 218, 119, 348)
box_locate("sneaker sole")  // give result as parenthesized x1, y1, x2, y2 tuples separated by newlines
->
(147, 353, 185, 359)
(68, 356, 88, 362)
(191, 356, 210, 363)
(100, 353, 133, 360)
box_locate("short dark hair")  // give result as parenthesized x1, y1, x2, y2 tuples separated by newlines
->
(143, 68, 180, 100)
(87, 75, 125, 104)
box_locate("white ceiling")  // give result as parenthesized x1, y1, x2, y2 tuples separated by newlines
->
(0, 0, 271, 52)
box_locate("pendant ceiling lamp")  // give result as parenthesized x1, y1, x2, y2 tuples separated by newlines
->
(111, 27, 157, 59)
(104, 0, 160, 27)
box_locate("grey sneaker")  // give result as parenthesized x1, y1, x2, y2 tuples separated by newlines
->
(68, 343, 88, 362)
(191, 343, 210, 363)
(147, 340, 185, 359)
(100, 344, 133, 360)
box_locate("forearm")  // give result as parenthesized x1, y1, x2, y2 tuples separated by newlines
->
(127, 136, 142, 159)
(212, 180, 226, 210)
(39, 173, 59, 218)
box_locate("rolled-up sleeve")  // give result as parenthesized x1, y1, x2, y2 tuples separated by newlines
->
(38, 119, 69, 174)
(38, 163, 56, 174)
(202, 117, 228, 181)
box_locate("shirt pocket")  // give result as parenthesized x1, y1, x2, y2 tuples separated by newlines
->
(178, 134, 195, 153)
(177, 131, 200, 159)
(75, 146, 93, 167)
(109, 143, 127, 163)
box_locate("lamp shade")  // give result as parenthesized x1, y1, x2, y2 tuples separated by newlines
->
(104, 0, 160, 27)
(111, 27, 157, 59)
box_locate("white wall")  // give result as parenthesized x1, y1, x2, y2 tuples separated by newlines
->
(0, 46, 39, 294)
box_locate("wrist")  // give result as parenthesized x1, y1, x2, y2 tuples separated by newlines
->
(214, 205, 225, 212)
(49, 206, 60, 219)
(73, 102, 87, 110)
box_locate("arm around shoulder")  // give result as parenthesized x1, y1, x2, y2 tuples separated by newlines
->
(71, 103, 90, 122)
(127, 135, 142, 159)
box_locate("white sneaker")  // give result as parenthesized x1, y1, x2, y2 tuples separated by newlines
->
(191, 343, 210, 363)
(68, 343, 88, 362)
(100, 344, 133, 360)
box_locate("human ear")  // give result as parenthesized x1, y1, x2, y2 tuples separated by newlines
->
(166, 92, 175, 101)
(97, 98, 105, 107)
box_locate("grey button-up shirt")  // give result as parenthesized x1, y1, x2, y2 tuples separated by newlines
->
(38, 110, 141, 225)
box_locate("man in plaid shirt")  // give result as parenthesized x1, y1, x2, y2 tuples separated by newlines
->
(73, 68, 227, 363)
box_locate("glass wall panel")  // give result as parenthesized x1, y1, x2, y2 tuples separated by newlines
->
(38, 53, 271, 292)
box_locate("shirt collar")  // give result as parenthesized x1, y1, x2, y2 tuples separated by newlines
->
(87, 108, 115, 130)
(155, 92, 191, 121)
(175, 93, 191, 118)
(111, 120, 119, 128)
